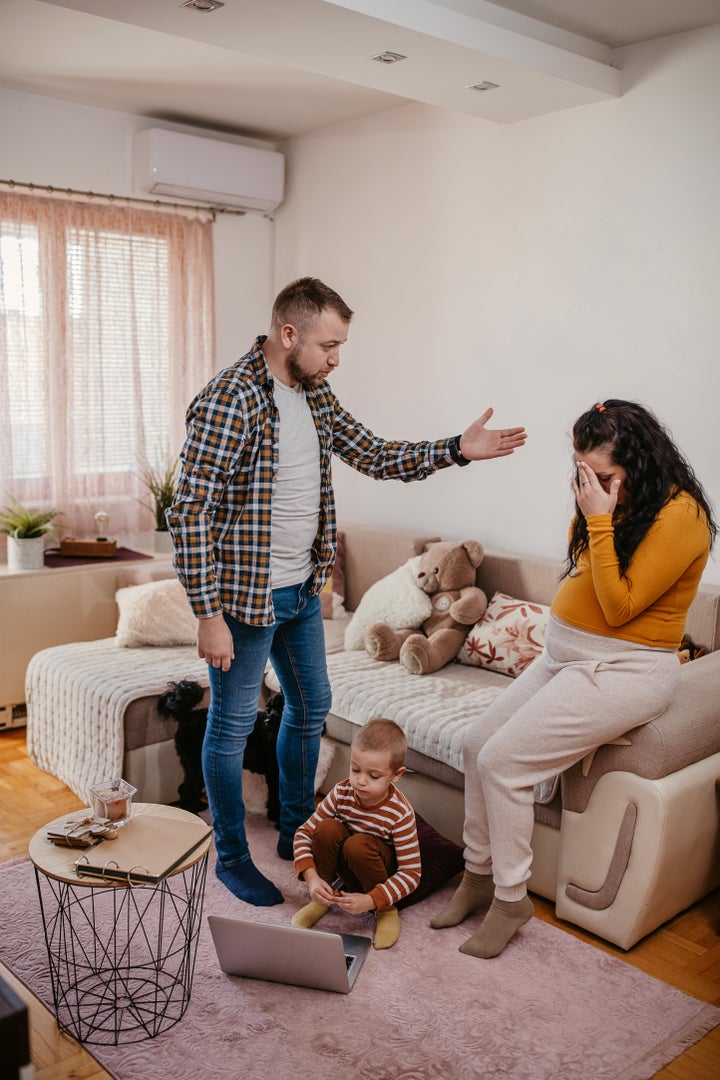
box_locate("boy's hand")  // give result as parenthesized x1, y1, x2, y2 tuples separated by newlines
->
(305, 870, 336, 906)
(333, 891, 376, 915)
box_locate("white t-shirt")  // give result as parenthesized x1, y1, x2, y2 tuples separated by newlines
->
(269, 378, 321, 589)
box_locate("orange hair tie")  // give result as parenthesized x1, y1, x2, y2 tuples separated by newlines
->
(596, 403, 606, 412)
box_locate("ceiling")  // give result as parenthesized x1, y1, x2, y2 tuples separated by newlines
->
(0, 0, 718, 140)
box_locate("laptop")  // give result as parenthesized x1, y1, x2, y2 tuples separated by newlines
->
(207, 915, 371, 994)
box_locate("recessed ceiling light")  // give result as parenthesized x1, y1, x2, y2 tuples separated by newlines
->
(466, 81, 500, 92)
(181, 0, 224, 12)
(371, 51, 407, 64)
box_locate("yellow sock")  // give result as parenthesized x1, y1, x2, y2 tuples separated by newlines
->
(373, 907, 401, 950)
(291, 900, 329, 929)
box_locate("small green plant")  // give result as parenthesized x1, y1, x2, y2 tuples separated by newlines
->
(137, 456, 180, 531)
(0, 495, 62, 539)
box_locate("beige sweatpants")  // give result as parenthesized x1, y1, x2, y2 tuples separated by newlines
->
(462, 615, 680, 901)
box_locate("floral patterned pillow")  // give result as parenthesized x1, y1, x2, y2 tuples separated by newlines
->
(457, 591, 549, 677)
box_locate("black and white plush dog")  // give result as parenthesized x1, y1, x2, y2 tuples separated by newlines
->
(157, 679, 283, 822)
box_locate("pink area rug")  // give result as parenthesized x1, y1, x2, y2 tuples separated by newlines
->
(2, 812, 718, 1080)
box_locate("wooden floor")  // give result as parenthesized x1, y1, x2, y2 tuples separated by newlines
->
(1, 726, 719, 1080)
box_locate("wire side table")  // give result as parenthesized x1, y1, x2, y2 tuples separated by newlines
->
(29, 803, 211, 1045)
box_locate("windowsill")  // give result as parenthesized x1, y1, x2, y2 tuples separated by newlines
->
(0, 533, 171, 578)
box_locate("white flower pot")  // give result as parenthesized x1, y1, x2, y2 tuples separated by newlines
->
(7, 535, 46, 572)
(153, 530, 174, 555)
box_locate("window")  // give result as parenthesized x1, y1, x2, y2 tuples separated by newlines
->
(0, 192, 214, 535)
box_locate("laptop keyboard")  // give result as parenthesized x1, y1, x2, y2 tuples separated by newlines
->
(344, 954, 354, 971)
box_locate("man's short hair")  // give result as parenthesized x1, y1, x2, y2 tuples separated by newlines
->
(352, 717, 407, 773)
(271, 277, 353, 334)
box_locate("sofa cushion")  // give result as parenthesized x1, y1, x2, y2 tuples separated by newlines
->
(683, 585, 720, 652)
(458, 591, 550, 677)
(322, 614, 351, 655)
(321, 529, 347, 620)
(475, 549, 562, 608)
(326, 650, 508, 773)
(339, 522, 441, 613)
(396, 813, 464, 909)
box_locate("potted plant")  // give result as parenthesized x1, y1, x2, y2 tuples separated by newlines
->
(137, 456, 179, 553)
(0, 496, 63, 572)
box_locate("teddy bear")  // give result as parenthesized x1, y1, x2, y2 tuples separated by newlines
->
(365, 540, 487, 675)
(677, 635, 707, 663)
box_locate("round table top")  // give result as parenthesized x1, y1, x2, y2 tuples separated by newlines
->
(29, 802, 212, 887)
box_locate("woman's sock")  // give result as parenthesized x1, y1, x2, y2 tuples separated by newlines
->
(374, 908, 401, 950)
(291, 900, 330, 928)
(458, 895, 534, 958)
(430, 871, 495, 929)
(215, 858, 284, 906)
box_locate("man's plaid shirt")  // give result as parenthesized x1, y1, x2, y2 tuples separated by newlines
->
(167, 336, 458, 625)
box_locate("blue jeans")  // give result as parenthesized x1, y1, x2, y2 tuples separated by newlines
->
(202, 577, 332, 867)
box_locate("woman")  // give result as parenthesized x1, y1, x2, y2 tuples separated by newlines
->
(431, 399, 716, 958)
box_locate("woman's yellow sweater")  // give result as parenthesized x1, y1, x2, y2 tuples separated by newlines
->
(551, 490, 711, 648)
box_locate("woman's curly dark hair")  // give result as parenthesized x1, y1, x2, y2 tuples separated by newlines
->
(566, 399, 717, 576)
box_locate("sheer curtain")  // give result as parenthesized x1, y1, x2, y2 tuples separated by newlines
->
(0, 191, 215, 538)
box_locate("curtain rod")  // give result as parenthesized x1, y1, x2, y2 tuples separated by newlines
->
(0, 178, 249, 220)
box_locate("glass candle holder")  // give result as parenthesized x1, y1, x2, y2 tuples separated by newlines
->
(88, 778, 137, 825)
(94, 510, 110, 540)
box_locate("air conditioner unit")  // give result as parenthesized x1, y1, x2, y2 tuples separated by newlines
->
(133, 128, 285, 213)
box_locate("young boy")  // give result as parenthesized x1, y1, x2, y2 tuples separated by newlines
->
(291, 718, 420, 949)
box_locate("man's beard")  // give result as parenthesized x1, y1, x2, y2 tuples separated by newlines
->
(287, 350, 324, 390)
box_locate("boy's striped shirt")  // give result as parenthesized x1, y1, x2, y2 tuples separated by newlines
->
(293, 780, 421, 911)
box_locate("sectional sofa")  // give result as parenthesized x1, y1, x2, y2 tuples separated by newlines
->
(25, 520, 720, 949)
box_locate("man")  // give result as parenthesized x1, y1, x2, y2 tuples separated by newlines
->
(167, 277, 526, 906)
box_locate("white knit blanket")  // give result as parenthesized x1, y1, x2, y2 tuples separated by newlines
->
(25, 632, 507, 803)
(25, 638, 209, 801)
(326, 651, 506, 772)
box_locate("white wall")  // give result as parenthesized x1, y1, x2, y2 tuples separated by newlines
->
(275, 25, 720, 584)
(0, 88, 275, 382)
(2, 24, 719, 585)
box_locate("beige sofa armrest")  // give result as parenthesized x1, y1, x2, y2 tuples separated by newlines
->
(557, 754, 720, 948)
(562, 650, 720, 813)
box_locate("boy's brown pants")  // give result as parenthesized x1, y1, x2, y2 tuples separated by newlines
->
(310, 818, 397, 895)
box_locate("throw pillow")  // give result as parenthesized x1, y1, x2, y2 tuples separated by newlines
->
(343, 555, 432, 650)
(396, 813, 465, 909)
(321, 530, 347, 620)
(457, 591, 549, 677)
(115, 578, 197, 648)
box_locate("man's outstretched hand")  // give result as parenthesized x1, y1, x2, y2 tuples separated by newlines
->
(459, 408, 527, 460)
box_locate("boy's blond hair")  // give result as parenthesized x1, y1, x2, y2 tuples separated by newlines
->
(352, 717, 407, 773)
